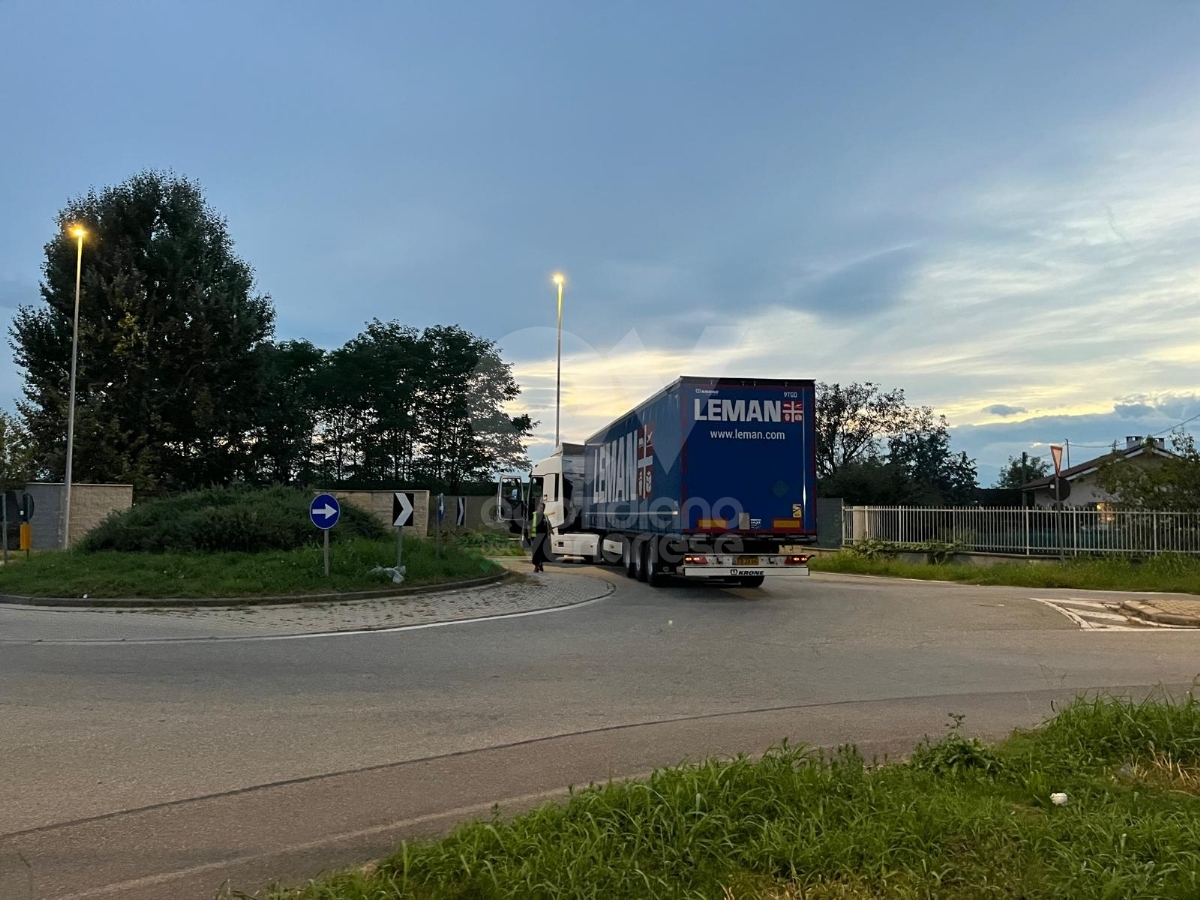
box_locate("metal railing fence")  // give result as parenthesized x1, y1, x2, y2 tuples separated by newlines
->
(842, 506, 1200, 557)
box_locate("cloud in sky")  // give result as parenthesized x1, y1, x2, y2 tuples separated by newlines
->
(983, 405, 1027, 418)
(789, 246, 923, 321)
(1, 2, 1198, 476)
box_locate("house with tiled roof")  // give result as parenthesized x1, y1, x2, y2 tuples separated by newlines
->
(1021, 436, 1177, 508)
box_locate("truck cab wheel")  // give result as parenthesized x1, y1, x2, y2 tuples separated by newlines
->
(738, 575, 766, 588)
(635, 541, 650, 582)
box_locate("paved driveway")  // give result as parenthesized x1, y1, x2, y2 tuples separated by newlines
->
(3, 566, 1198, 899)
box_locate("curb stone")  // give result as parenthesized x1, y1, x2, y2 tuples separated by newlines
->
(1119, 599, 1200, 628)
(0, 571, 511, 609)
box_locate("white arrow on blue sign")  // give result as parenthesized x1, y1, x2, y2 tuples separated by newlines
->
(309, 493, 341, 530)
(456, 496, 465, 527)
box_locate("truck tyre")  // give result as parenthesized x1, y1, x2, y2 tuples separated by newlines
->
(591, 534, 607, 566)
(635, 540, 650, 582)
(738, 575, 766, 588)
(622, 537, 637, 579)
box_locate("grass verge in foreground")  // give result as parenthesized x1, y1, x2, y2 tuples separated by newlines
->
(809, 550, 1200, 594)
(0, 538, 500, 598)
(258, 694, 1200, 900)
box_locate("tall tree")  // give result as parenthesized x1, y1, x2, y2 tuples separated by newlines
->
(816, 382, 978, 505)
(994, 454, 1050, 489)
(815, 382, 916, 478)
(887, 409, 978, 506)
(413, 325, 533, 491)
(819, 459, 918, 506)
(285, 322, 534, 490)
(340, 320, 423, 484)
(0, 411, 35, 489)
(10, 171, 274, 492)
(250, 340, 325, 483)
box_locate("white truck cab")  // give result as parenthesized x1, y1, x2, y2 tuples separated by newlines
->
(497, 444, 604, 561)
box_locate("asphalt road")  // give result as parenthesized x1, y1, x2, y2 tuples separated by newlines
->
(3, 567, 1199, 900)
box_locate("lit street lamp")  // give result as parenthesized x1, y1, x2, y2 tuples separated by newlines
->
(62, 225, 85, 549)
(552, 273, 565, 447)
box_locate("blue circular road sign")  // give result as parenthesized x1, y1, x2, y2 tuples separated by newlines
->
(309, 493, 341, 530)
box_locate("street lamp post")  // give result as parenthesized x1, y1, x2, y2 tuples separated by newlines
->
(62, 226, 85, 549)
(552, 273, 564, 448)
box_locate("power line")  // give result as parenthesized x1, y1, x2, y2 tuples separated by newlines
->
(1060, 409, 1200, 450)
(1152, 409, 1200, 436)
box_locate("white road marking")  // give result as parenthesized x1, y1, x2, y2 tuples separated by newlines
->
(0, 587, 614, 646)
(1031, 597, 1192, 632)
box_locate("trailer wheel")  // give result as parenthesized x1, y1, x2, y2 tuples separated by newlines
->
(622, 537, 637, 579)
(635, 540, 650, 582)
(738, 575, 766, 588)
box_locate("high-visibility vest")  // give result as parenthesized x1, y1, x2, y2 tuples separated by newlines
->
(531, 512, 539, 531)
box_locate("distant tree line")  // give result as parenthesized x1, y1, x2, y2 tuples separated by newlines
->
(255, 323, 532, 492)
(993, 454, 1051, 490)
(7, 171, 533, 495)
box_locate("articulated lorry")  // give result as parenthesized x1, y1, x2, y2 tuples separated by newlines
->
(498, 376, 817, 587)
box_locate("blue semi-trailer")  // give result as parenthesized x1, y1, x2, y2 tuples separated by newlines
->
(497, 376, 817, 587)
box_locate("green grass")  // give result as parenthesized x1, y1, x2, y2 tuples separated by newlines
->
(449, 531, 528, 558)
(809, 551, 1200, 595)
(256, 694, 1200, 900)
(0, 538, 500, 598)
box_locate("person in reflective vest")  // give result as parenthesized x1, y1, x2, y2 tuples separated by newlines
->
(530, 501, 549, 573)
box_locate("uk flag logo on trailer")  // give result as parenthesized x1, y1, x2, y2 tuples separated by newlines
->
(636, 423, 655, 499)
(782, 401, 804, 422)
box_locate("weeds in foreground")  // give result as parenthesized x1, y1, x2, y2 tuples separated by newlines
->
(259, 694, 1200, 900)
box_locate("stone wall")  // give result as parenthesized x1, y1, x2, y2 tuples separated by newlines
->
(423, 493, 515, 535)
(24, 482, 134, 549)
(331, 489, 430, 538)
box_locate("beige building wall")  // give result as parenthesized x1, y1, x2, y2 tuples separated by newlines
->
(331, 489, 430, 537)
(1030, 454, 1167, 508)
(24, 482, 134, 549)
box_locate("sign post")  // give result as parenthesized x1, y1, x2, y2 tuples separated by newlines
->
(19, 492, 33, 556)
(436, 492, 445, 558)
(1050, 445, 1065, 558)
(1, 490, 24, 564)
(308, 493, 342, 577)
(1050, 445, 1064, 480)
(392, 491, 416, 568)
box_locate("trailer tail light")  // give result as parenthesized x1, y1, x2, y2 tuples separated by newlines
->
(683, 555, 708, 565)
(785, 555, 809, 565)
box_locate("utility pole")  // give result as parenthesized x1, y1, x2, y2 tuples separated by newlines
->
(1020, 451, 1029, 509)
